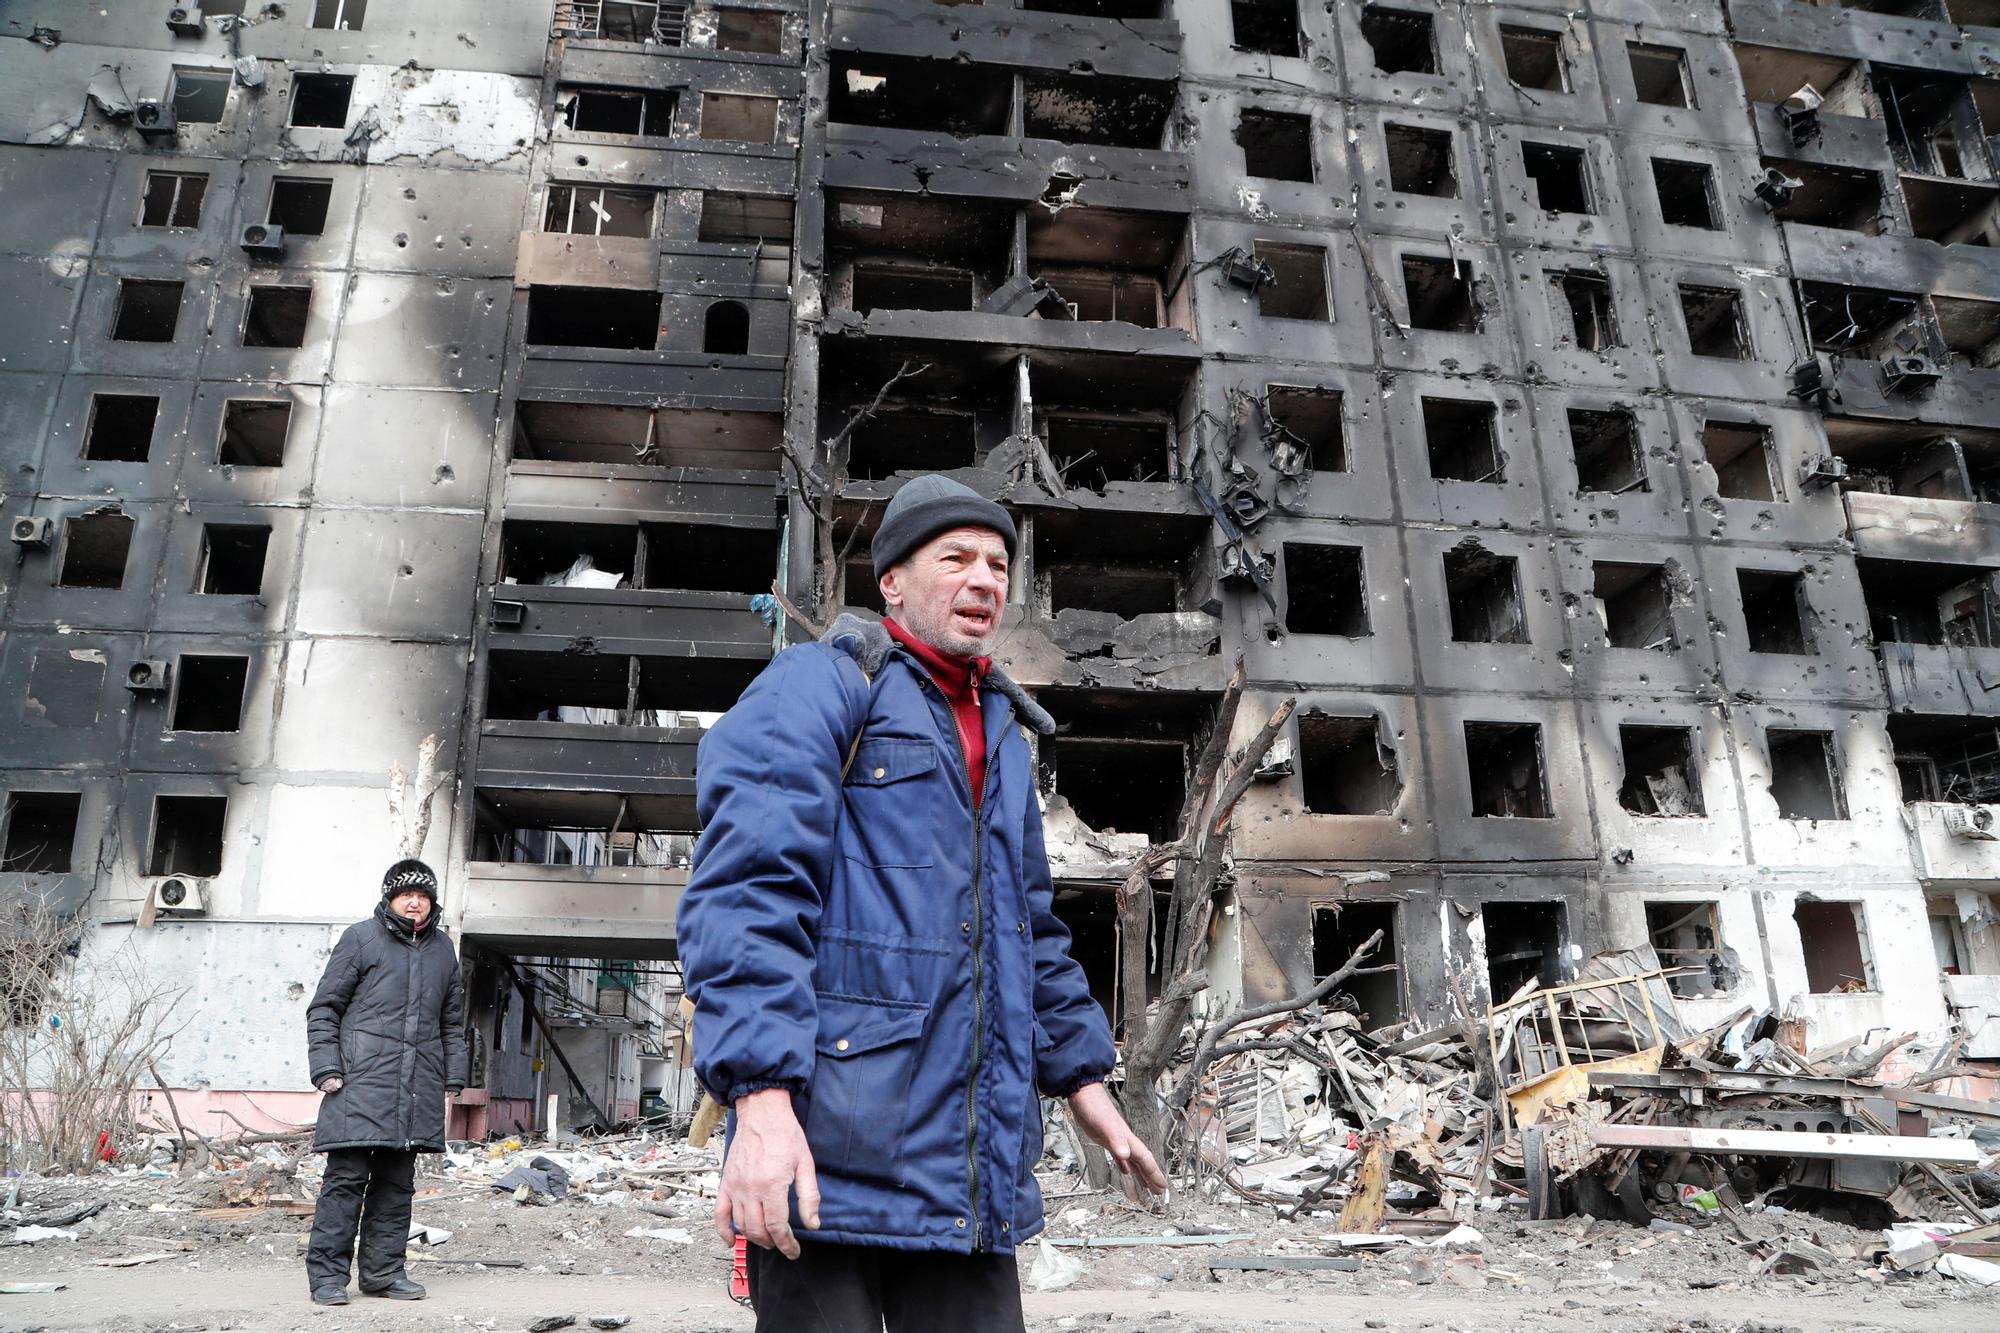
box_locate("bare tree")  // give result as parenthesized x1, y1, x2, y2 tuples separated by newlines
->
(0, 898, 186, 1173)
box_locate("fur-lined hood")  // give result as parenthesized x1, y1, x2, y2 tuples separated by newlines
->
(821, 611, 1056, 736)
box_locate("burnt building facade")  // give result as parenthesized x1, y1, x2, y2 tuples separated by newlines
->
(2, 0, 1998, 1127)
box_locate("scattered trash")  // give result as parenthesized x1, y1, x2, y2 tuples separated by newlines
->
(409, 1221, 455, 1246)
(621, 1225, 692, 1244)
(0, 1282, 68, 1294)
(1026, 1236, 1085, 1292)
(526, 1318, 577, 1333)
(10, 1226, 79, 1244)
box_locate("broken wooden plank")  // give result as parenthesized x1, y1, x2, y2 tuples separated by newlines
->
(90, 1253, 173, 1268)
(1589, 1124, 1981, 1163)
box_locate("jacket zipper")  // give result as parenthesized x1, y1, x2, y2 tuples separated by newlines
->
(920, 671, 1003, 1251)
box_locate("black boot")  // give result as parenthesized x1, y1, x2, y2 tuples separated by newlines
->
(362, 1277, 426, 1299)
(311, 1286, 349, 1305)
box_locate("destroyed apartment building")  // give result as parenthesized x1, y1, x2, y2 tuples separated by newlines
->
(3, 0, 2000, 1137)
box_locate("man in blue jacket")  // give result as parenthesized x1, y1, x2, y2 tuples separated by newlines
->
(678, 476, 1166, 1330)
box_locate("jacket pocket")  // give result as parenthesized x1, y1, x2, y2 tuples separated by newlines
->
(803, 993, 928, 1185)
(841, 739, 938, 868)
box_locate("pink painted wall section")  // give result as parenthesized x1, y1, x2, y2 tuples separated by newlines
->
(138, 1088, 322, 1139)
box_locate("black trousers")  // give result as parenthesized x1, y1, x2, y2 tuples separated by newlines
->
(748, 1239, 1023, 1333)
(306, 1147, 417, 1292)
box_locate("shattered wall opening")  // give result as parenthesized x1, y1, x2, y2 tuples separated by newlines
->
(267, 178, 333, 235)
(1384, 123, 1456, 197)
(561, 86, 677, 138)
(1768, 161, 1887, 232)
(1254, 241, 1331, 321)
(1229, 0, 1301, 57)
(1423, 397, 1503, 482)
(1024, 74, 1176, 150)
(83, 394, 159, 463)
(1443, 542, 1526, 643)
(1619, 725, 1705, 816)
(1481, 900, 1566, 997)
(848, 409, 978, 480)
(1360, 6, 1437, 75)
(1237, 109, 1315, 182)
(56, 512, 133, 590)
(111, 279, 183, 343)
(1523, 142, 1593, 215)
(1628, 41, 1695, 107)
(1282, 543, 1368, 637)
(1311, 902, 1402, 1024)
(171, 70, 230, 124)
(526, 286, 663, 349)
(1858, 558, 1997, 646)
(148, 795, 226, 877)
(1464, 721, 1551, 818)
(1401, 254, 1479, 332)
(1794, 899, 1875, 993)
(1702, 418, 1781, 500)
(1044, 416, 1172, 488)
(640, 522, 776, 593)
(1051, 883, 1169, 1030)
(1264, 385, 1346, 473)
(1679, 284, 1751, 359)
(1768, 727, 1848, 820)
(218, 400, 291, 467)
(1652, 158, 1721, 230)
(1799, 281, 1923, 359)
(0, 792, 80, 874)
(512, 404, 783, 471)
(1036, 510, 1207, 619)
(242, 286, 312, 349)
(1594, 562, 1677, 650)
(1872, 65, 1984, 178)
(1568, 408, 1645, 493)
(1739, 568, 1814, 654)
(1645, 901, 1736, 997)
(1027, 208, 1187, 331)
(1887, 715, 2000, 803)
(170, 656, 250, 734)
(830, 56, 1010, 138)
(196, 526, 270, 597)
(1500, 25, 1569, 92)
(289, 73, 355, 129)
(1297, 713, 1400, 815)
(1934, 296, 2000, 368)
(1038, 690, 1209, 843)
(1550, 272, 1619, 353)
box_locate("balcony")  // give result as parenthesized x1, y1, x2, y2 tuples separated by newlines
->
(459, 860, 686, 957)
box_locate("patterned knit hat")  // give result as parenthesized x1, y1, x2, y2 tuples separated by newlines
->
(382, 858, 439, 904)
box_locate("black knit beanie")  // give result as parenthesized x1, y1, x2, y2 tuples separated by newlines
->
(870, 475, 1018, 580)
(382, 858, 439, 904)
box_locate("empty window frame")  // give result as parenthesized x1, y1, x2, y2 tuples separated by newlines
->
(704, 301, 751, 354)
(148, 794, 226, 877)
(851, 265, 974, 314)
(313, 0, 366, 28)
(1500, 25, 1568, 92)
(598, 0, 689, 43)
(1679, 285, 1751, 359)
(1482, 901, 1566, 994)
(112, 279, 183, 343)
(196, 525, 271, 595)
(1311, 902, 1402, 1023)
(561, 86, 677, 137)
(1652, 159, 1719, 229)
(1401, 254, 1479, 332)
(1264, 385, 1346, 472)
(1360, 6, 1437, 74)
(1620, 726, 1704, 815)
(1237, 109, 1314, 181)
(1628, 42, 1694, 108)
(715, 8, 783, 53)
(1768, 729, 1848, 820)
(170, 656, 249, 733)
(699, 192, 795, 244)
(241, 286, 311, 349)
(845, 409, 977, 481)
(1769, 160, 1886, 232)
(26, 650, 104, 729)
(1646, 901, 1732, 997)
(1283, 543, 1368, 636)
(140, 171, 208, 228)
(1549, 271, 1619, 352)
(1594, 562, 1676, 650)
(1464, 722, 1551, 818)
(542, 185, 655, 237)
(1523, 142, 1593, 214)
(267, 178, 333, 235)
(56, 512, 134, 589)
(1739, 568, 1813, 653)
(1794, 899, 1873, 990)
(1253, 242, 1330, 320)
(1043, 417, 1171, 488)
(700, 93, 781, 143)
(1384, 123, 1456, 196)
(0, 792, 81, 873)
(1298, 716, 1401, 815)
(83, 394, 160, 463)
(1701, 419, 1781, 500)
(1422, 397, 1502, 482)
(1568, 407, 1645, 493)
(1444, 545, 1527, 643)
(170, 69, 230, 124)
(218, 400, 291, 467)
(1047, 271, 1166, 326)
(526, 286, 663, 349)
(289, 73, 354, 128)
(1229, 0, 1301, 56)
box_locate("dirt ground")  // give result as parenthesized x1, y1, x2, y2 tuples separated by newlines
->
(5, 1154, 1999, 1333)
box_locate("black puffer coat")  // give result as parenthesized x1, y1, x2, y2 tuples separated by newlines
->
(306, 901, 468, 1153)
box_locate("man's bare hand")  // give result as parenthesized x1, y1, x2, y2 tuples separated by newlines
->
(1067, 1082, 1168, 1196)
(716, 1088, 820, 1259)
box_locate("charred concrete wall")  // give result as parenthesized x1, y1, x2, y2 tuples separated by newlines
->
(6, 0, 2000, 1110)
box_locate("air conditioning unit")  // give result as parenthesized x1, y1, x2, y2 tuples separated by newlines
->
(239, 222, 286, 254)
(1780, 84, 1824, 147)
(1881, 352, 1942, 396)
(1942, 805, 2000, 841)
(1219, 249, 1275, 292)
(9, 516, 52, 547)
(1754, 167, 1802, 210)
(126, 660, 171, 693)
(1798, 455, 1848, 491)
(166, 6, 206, 36)
(150, 877, 207, 914)
(1789, 352, 1838, 407)
(131, 100, 178, 139)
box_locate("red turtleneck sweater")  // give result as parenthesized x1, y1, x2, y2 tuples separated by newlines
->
(884, 616, 991, 807)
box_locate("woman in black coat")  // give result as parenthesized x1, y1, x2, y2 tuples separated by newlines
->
(303, 859, 468, 1306)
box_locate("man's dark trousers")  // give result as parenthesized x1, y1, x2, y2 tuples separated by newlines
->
(748, 1239, 1024, 1332)
(306, 1147, 417, 1292)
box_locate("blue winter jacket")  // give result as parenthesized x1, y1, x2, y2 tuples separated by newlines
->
(677, 613, 1117, 1255)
